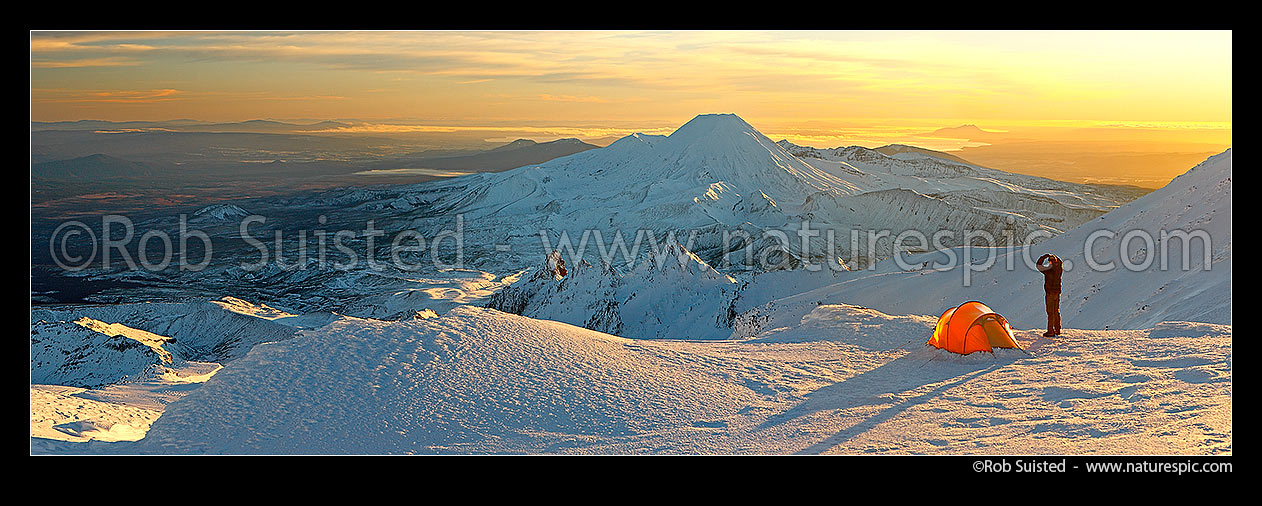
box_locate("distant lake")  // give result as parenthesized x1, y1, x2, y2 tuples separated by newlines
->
(352, 168, 476, 177)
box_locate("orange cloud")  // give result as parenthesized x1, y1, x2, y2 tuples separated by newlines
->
(34, 88, 181, 103)
(538, 93, 610, 104)
(30, 57, 141, 68)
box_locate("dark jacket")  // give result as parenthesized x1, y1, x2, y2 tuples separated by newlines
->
(1037, 256, 1063, 293)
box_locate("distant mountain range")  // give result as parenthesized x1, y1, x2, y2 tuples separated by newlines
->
(872, 144, 977, 165)
(31, 154, 156, 181)
(777, 140, 980, 166)
(369, 138, 599, 173)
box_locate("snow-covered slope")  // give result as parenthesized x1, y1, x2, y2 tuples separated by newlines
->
(486, 241, 741, 339)
(31, 385, 162, 443)
(109, 304, 1228, 455)
(757, 150, 1231, 330)
(133, 306, 761, 454)
(31, 358, 222, 445)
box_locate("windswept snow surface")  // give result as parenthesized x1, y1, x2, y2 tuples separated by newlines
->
(108, 304, 1230, 454)
(31, 360, 221, 446)
(31, 385, 162, 443)
(135, 307, 760, 454)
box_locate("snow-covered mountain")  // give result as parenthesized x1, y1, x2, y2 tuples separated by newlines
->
(40, 114, 1146, 318)
(382, 137, 601, 173)
(413, 114, 1137, 270)
(412, 114, 854, 266)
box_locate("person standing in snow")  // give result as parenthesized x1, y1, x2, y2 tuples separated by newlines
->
(1037, 253, 1062, 337)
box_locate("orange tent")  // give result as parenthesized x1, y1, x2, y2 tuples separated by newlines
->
(928, 301, 1022, 354)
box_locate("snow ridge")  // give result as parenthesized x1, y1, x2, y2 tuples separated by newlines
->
(31, 318, 174, 388)
(31, 298, 300, 364)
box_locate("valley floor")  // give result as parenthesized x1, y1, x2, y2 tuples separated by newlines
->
(32, 304, 1231, 455)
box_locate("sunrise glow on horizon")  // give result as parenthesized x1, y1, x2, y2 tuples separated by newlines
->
(31, 30, 1232, 186)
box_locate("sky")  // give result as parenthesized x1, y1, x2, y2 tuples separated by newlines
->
(30, 30, 1231, 186)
